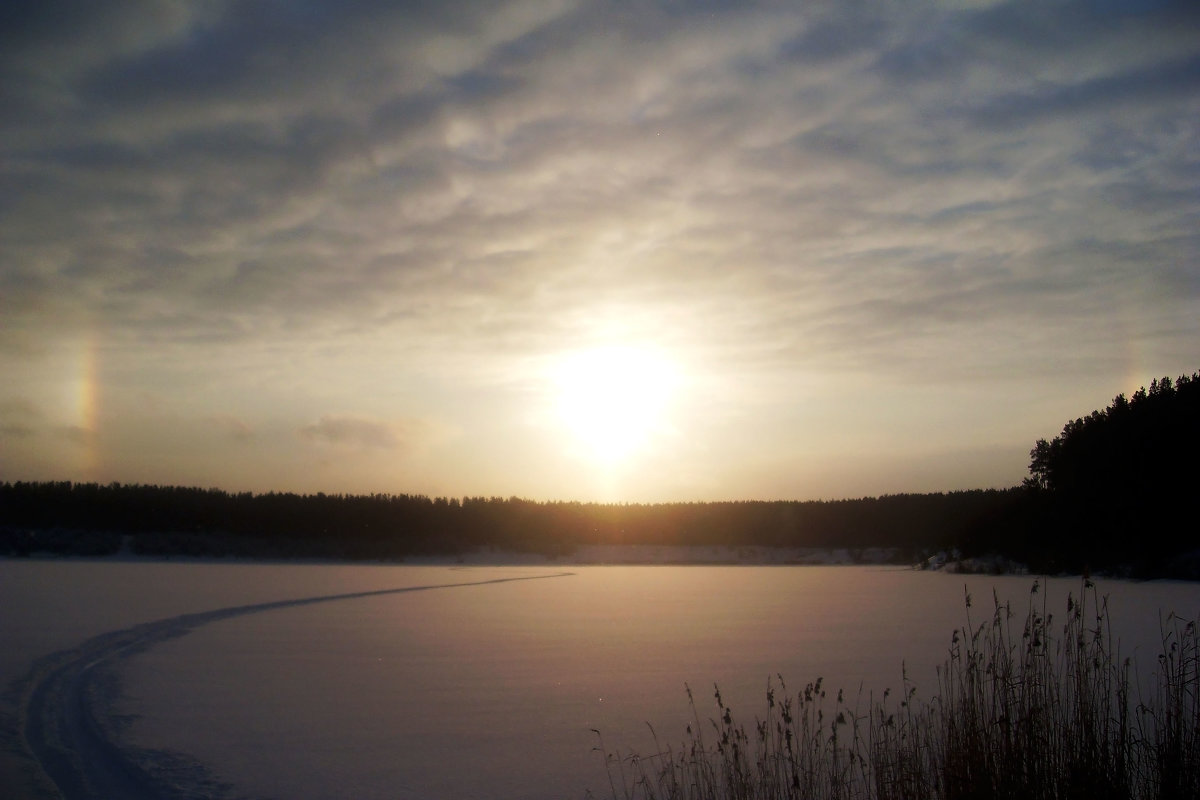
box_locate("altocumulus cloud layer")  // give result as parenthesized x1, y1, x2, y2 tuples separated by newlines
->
(2, 0, 1198, 500)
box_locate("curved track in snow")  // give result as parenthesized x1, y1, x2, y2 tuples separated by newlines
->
(15, 571, 575, 800)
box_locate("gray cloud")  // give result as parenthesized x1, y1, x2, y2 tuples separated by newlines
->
(58, 425, 97, 447)
(0, 398, 40, 438)
(966, 54, 1200, 130)
(299, 415, 415, 450)
(208, 414, 255, 442)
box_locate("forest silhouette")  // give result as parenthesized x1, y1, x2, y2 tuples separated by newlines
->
(1012, 370, 1199, 576)
(3, 371, 1197, 577)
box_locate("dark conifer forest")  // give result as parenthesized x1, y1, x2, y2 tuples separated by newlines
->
(2, 372, 1197, 576)
(1010, 371, 1200, 576)
(0, 481, 1017, 563)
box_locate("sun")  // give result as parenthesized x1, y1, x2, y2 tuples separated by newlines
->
(552, 345, 678, 465)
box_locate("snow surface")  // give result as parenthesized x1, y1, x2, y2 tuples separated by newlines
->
(3, 560, 1198, 800)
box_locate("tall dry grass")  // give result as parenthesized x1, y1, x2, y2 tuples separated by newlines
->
(593, 581, 1199, 800)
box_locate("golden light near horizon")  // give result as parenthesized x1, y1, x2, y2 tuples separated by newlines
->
(552, 345, 679, 466)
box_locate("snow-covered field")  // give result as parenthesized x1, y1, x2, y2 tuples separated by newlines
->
(3, 560, 1197, 800)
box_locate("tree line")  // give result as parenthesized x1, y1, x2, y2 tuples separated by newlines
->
(0, 480, 1017, 562)
(2, 370, 1196, 575)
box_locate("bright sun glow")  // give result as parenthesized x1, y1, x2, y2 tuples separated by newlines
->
(553, 346, 678, 465)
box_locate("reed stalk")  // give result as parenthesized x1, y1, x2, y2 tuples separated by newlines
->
(593, 581, 1199, 800)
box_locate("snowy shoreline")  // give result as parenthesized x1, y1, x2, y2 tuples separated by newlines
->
(3, 540, 1038, 574)
(407, 544, 912, 566)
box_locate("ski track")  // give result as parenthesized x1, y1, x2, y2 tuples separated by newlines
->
(13, 571, 576, 800)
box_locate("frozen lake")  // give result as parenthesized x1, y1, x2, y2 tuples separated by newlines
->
(3, 560, 1198, 799)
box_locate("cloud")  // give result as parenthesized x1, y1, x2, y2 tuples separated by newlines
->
(0, 423, 35, 438)
(298, 414, 423, 450)
(208, 415, 255, 442)
(966, 54, 1200, 130)
(1, 0, 1198, 498)
(58, 425, 96, 446)
(0, 398, 40, 438)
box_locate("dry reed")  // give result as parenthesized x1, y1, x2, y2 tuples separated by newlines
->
(592, 581, 1199, 800)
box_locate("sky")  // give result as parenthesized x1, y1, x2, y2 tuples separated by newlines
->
(2, 0, 1198, 503)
